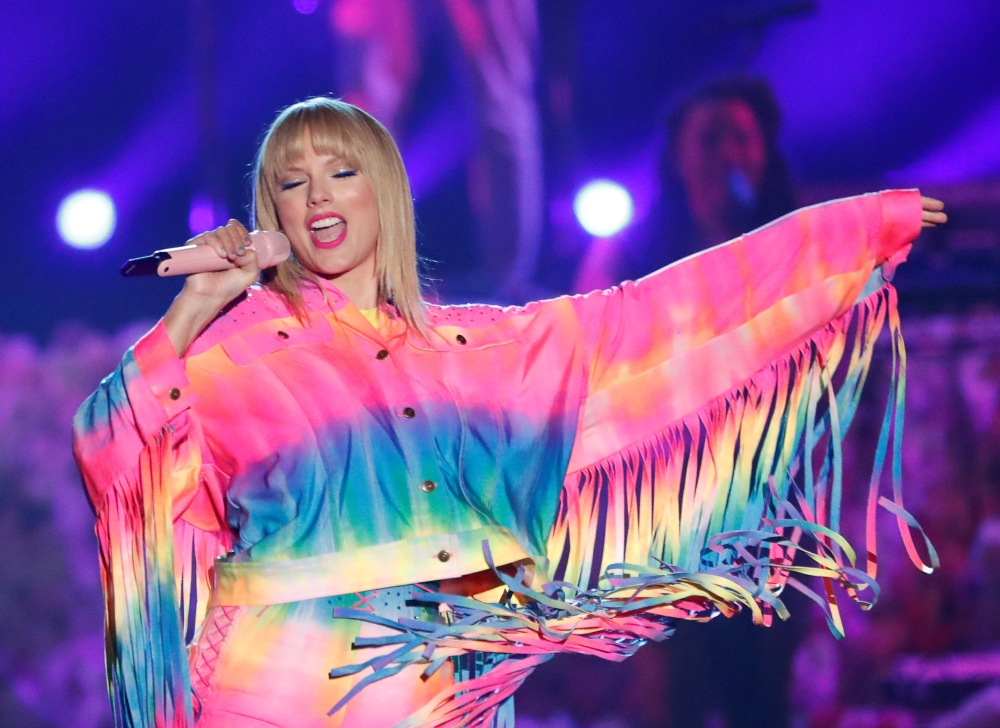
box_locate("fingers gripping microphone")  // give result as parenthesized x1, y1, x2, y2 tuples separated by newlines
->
(120, 231, 291, 277)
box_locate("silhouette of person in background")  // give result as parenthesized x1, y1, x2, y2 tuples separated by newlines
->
(574, 77, 798, 294)
(666, 76, 797, 255)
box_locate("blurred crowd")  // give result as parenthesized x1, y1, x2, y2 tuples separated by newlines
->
(0, 324, 151, 727)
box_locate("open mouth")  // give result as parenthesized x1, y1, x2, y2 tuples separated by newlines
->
(309, 215, 347, 248)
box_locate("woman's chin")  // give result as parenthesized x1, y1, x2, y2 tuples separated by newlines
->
(308, 264, 349, 279)
(294, 250, 349, 278)
(294, 243, 376, 282)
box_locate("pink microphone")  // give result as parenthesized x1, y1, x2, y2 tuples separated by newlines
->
(120, 230, 290, 277)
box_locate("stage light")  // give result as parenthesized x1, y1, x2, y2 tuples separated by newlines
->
(292, 0, 318, 13)
(56, 189, 116, 249)
(189, 197, 214, 236)
(189, 195, 228, 237)
(573, 180, 633, 237)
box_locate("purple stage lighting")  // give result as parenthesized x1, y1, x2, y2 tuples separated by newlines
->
(292, 0, 318, 14)
(573, 180, 634, 238)
(56, 189, 116, 249)
(188, 195, 229, 237)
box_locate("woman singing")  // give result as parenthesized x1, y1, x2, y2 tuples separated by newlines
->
(74, 97, 946, 727)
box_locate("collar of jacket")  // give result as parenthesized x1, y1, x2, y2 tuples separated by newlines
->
(312, 277, 409, 345)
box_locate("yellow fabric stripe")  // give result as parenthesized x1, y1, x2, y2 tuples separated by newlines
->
(211, 526, 530, 606)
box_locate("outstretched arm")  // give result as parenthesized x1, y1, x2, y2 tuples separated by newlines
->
(567, 189, 931, 470)
(540, 190, 942, 633)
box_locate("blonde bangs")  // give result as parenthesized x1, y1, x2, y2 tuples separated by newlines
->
(252, 98, 425, 333)
(261, 112, 365, 195)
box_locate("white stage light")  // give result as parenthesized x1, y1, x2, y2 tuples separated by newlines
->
(57, 189, 116, 249)
(573, 180, 633, 237)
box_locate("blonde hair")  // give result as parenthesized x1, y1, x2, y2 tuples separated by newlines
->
(252, 97, 425, 332)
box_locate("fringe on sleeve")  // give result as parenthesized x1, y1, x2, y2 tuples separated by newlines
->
(548, 283, 937, 635)
(321, 284, 938, 727)
(95, 426, 229, 727)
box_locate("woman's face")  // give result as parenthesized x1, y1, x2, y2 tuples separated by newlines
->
(675, 98, 767, 231)
(273, 131, 380, 289)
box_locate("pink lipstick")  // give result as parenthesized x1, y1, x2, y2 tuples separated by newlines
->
(308, 213, 347, 249)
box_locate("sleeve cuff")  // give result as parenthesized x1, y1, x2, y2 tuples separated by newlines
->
(132, 320, 197, 425)
(875, 189, 923, 263)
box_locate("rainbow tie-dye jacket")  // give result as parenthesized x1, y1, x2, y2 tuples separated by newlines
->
(74, 190, 934, 727)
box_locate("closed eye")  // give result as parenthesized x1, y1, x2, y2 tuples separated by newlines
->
(280, 180, 305, 191)
(333, 169, 358, 179)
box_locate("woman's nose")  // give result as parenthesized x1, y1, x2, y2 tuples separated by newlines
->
(308, 180, 332, 206)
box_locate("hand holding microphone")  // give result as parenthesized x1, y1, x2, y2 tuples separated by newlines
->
(141, 220, 292, 356)
(122, 222, 290, 277)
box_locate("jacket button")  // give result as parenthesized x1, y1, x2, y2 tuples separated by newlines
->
(436, 550, 451, 563)
(419, 480, 437, 493)
(277, 330, 290, 339)
(169, 387, 181, 400)
(456, 334, 467, 345)
(376, 349, 389, 360)
(402, 407, 416, 419)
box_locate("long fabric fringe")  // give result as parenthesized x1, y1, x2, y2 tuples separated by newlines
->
(328, 285, 938, 726)
(548, 283, 938, 635)
(96, 426, 228, 727)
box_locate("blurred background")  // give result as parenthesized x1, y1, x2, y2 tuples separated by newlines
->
(3, 1, 1000, 726)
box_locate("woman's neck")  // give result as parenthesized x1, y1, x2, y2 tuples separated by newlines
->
(320, 260, 378, 310)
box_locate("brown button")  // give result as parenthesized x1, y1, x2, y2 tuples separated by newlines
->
(169, 387, 181, 400)
(402, 407, 416, 419)
(456, 334, 467, 345)
(375, 349, 389, 360)
(419, 480, 437, 494)
(436, 550, 451, 563)
(277, 330, 290, 339)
